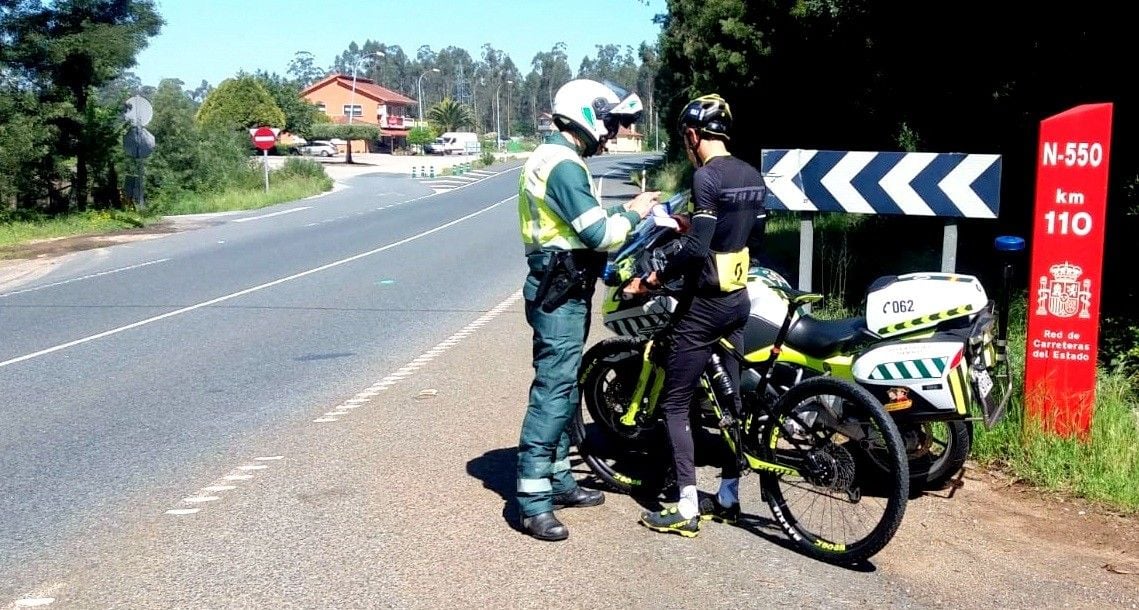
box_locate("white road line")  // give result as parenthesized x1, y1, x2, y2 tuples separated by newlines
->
(396, 166, 514, 205)
(232, 206, 312, 223)
(182, 496, 220, 503)
(0, 258, 171, 299)
(165, 508, 200, 515)
(310, 289, 524, 427)
(254, 455, 284, 461)
(14, 599, 56, 608)
(223, 474, 253, 481)
(0, 196, 517, 370)
(202, 485, 236, 492)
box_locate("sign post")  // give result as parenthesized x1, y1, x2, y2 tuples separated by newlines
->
(122, 95, 155, 209)
(1024, 103, 1113, 438)
(251, 126, 277, 192)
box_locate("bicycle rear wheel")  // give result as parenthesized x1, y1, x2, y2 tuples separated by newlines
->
(755, 376, 909, 565)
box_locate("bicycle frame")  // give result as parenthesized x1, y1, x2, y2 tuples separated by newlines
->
(615, 289, 817, 478)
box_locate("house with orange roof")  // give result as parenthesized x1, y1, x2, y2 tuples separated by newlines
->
(604, 124, 645, 153)
(300, 74, 419, 153)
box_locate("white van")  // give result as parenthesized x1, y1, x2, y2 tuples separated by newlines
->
(426, 131, 481, 155)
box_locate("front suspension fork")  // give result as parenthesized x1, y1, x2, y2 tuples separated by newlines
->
(619, 341, 665, 427)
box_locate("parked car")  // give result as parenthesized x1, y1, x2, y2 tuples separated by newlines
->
(298, 140, 338, 157)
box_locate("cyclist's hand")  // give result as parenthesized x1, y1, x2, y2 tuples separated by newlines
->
(624, 191, 660, 218)
(622, 277, 649, 297)
(671, 214, 691, 233)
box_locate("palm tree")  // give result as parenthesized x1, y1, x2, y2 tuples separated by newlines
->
(428, 97, 474, 132)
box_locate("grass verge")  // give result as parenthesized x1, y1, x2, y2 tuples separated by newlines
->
(973, 305, 1139, 513)
(0, 170, 332, 255)
(0, 209, 153, 253)
(152, 174, 331, 216)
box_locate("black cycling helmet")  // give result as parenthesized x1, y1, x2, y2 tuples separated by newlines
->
(676, 93, 732, 140)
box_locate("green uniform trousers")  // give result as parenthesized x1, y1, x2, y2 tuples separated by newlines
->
(516, 280, 593, 517)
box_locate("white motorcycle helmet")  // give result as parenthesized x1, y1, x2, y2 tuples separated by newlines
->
(552, 79, 644, 157)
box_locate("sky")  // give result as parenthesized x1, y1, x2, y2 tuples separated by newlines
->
(132, 0, 667, 88)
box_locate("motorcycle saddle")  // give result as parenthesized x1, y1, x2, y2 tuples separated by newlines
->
(786, 315, 871, 359)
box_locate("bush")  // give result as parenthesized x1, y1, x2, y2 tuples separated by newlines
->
(649, 159, 692, 198)
(408, 126, 437, 148)
(146, 126, 259, 203)
(480, 151, 496, 167)
(275, 157, 327, 180)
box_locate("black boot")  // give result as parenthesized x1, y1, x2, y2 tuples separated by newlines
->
(552, 487, 605, 509)
(521, 511, 568, 541)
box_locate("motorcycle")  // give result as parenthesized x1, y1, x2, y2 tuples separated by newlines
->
(571, 193, 1015, 494)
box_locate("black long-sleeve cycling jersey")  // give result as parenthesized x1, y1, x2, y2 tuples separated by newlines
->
(657, 154, 767, 294)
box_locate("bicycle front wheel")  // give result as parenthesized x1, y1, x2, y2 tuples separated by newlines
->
(755, 376, 909, 565)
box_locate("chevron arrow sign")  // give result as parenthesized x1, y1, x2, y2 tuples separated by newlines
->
(760, 149, 1002, 218)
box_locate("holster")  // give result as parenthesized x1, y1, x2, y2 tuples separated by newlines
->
(533, 250, 606, 312)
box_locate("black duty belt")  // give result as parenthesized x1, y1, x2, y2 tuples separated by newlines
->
(529, 249, 606, 311)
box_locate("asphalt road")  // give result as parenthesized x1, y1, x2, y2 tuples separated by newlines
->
(3, 153, 1135, 609)
(0, 154, 649, 597)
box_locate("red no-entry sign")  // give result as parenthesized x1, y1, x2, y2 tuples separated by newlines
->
(252, 126, 277, 151)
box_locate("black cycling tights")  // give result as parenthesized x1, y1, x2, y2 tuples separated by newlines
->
(656, 291, 750, 489)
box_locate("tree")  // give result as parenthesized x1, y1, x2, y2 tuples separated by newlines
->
(190, 80, 212, 104)
(1, 0, 163, 212)
(147, 78, 203, 195)
(286, 51, 326, 89)
(654, 0, 1139, 362)
(0, 90, 58, 209)
(253, 71, 323, 135)
(196, 75, 286, 132)
(530, 43, 573, 114)
(307, 123, 380, 164)
(428, 98, 473, 132)
(408, 125, 436, 149)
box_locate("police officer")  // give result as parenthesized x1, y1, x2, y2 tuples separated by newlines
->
(625, 94, 767, 537)
(516, 79, 660, 541)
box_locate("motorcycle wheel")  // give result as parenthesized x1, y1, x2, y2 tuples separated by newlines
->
(905, 420, 972, 490)
(578, 337, 657, 447)
(570, 336, 708, 497)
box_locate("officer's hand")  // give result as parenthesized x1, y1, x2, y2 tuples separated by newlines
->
(624, 191, 661, 218)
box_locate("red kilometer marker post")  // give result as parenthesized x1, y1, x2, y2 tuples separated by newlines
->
(1023, 103, 1113, 439)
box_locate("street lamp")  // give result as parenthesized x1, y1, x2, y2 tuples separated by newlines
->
(348, 51, 385, 125)
(505, 79, 514, 140)
(471, 73, 484, 134)
(495, 78, 513, 149)
(417, 68, 440, 122)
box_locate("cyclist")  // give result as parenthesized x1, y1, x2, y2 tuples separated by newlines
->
(624, 93, 767, 537)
